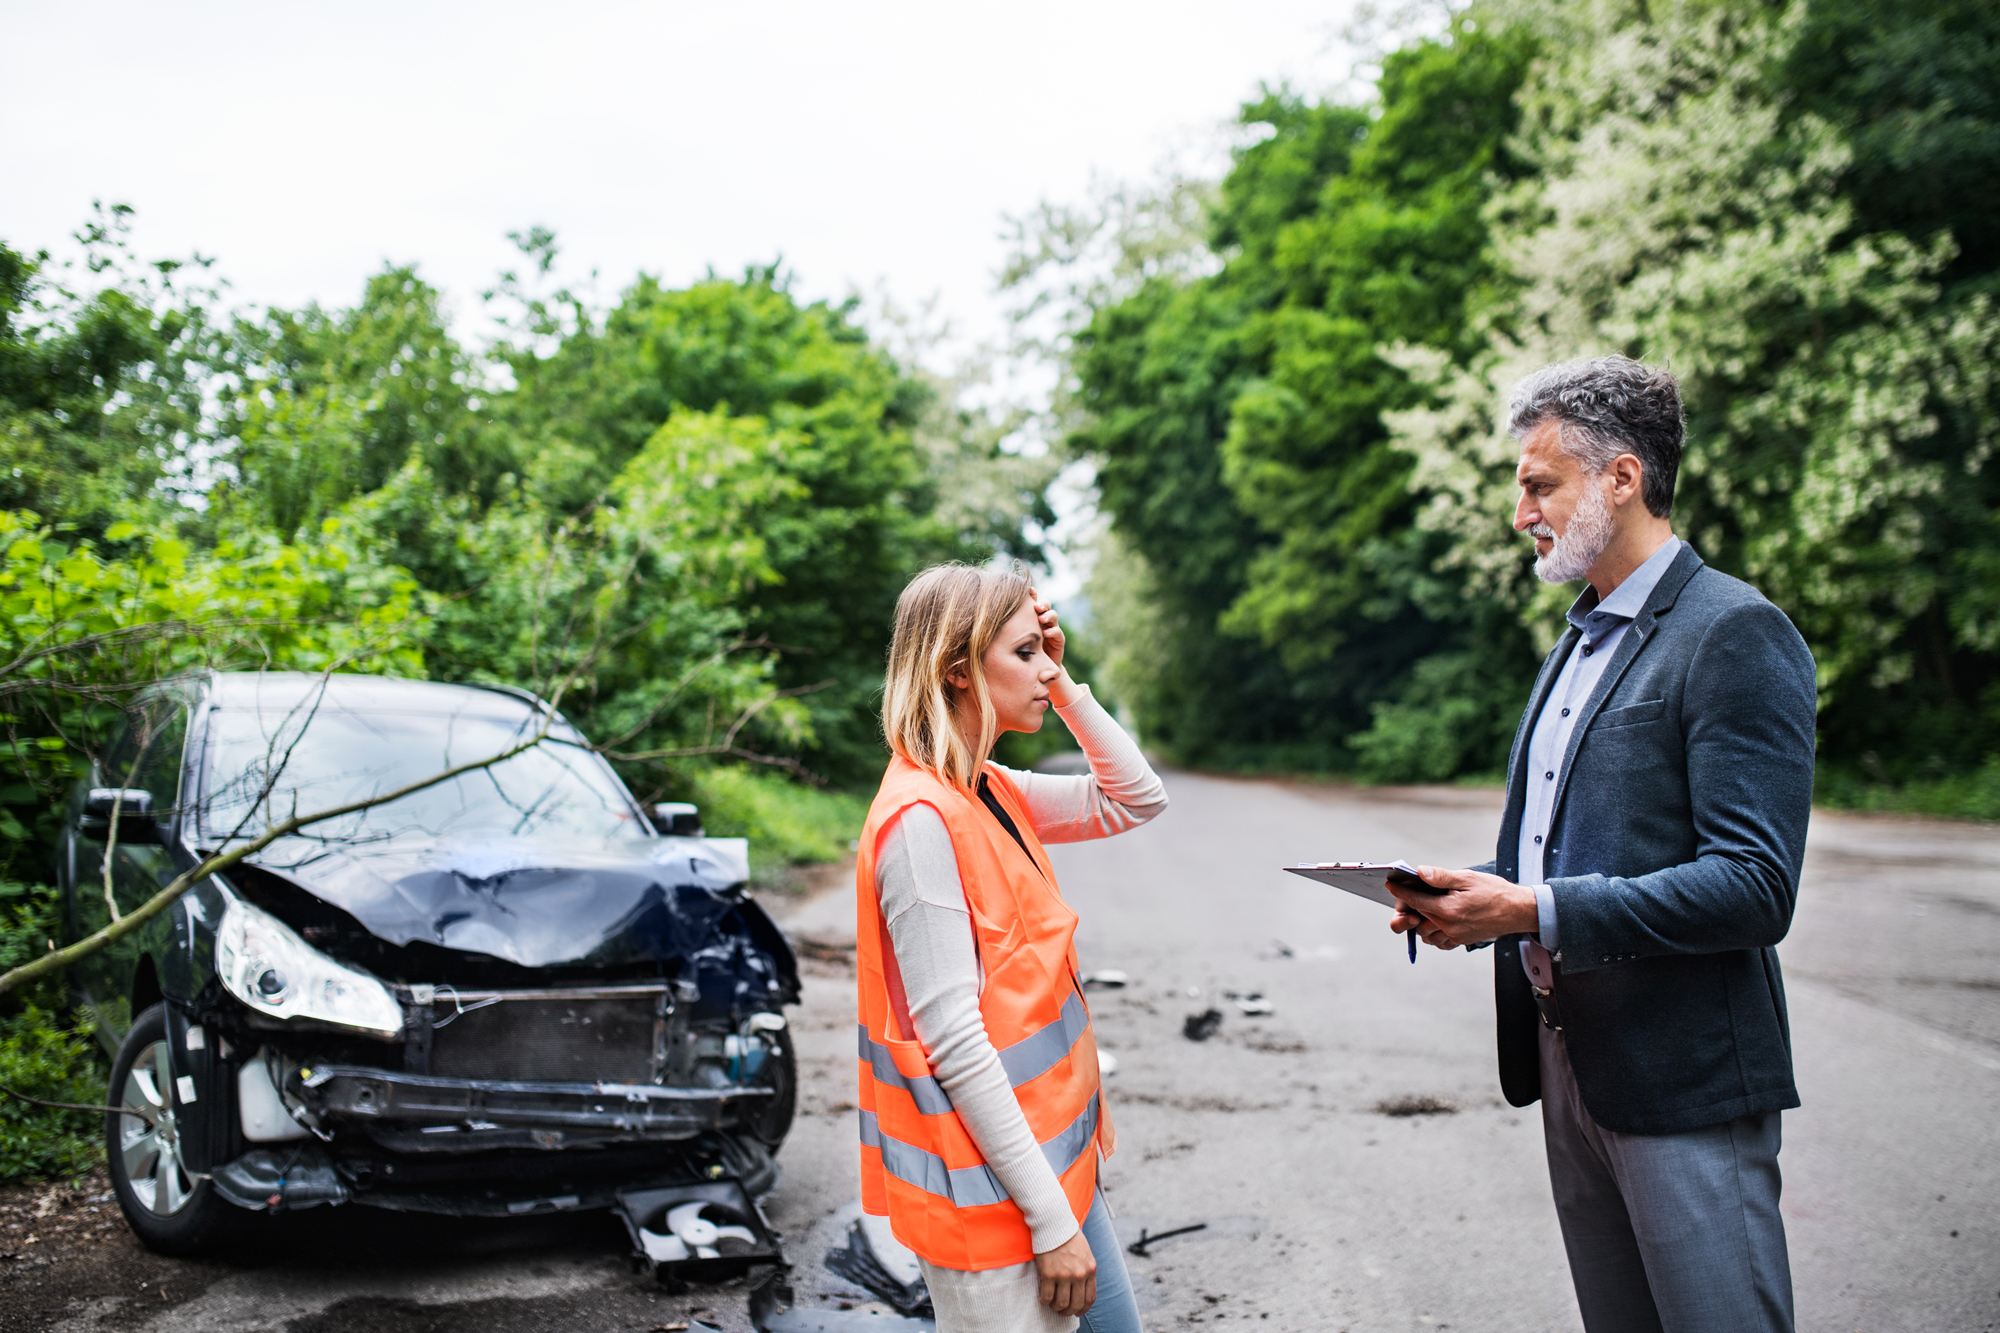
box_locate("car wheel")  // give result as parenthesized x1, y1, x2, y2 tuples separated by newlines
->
(743, 1033, 796, 1148)
(107, 1003, 248, 1254)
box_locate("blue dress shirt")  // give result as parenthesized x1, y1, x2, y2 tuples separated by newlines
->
(1518, 535, 1681, 978)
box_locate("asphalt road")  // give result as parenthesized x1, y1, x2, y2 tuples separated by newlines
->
(17, 771, 1999, 1332)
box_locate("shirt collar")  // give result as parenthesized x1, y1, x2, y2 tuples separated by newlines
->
(1565, 535, 1682, 647)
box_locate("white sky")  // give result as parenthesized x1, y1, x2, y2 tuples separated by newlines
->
(4, 1, 1364, 355)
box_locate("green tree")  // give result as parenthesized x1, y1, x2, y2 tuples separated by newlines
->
(1394, 0, 2000, 796)
(217, 265, 501, 539)
(1067, 18, 1537, 773)
(0, 509, 429, 885)
(495, 268, 982, 781)
(0, 208, 219, 537)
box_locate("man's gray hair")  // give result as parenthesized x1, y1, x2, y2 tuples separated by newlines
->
(1507, 356, 1684, 518)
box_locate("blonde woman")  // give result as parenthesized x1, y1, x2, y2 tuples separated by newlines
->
(854, 563, 1163, 1333)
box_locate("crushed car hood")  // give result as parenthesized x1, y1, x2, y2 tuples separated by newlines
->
(237, 833, 753, 968)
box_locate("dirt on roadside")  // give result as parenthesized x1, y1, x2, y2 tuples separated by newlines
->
(0, 1171, 231, 1332)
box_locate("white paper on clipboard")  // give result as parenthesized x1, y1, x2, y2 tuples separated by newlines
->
(1282, 860, 1432, 908)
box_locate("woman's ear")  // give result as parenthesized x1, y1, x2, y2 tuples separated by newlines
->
(945, 660, 971, 692)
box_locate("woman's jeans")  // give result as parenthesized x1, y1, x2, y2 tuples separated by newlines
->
(1078, 1191, 1143, 1333)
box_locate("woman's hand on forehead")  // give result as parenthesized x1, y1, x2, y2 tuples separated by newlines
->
(1031, 588, 1065, 668)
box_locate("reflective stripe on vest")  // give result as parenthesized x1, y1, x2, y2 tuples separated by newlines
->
(856, 987, 1091, 1115)
(860, 1092, 1101, 1208)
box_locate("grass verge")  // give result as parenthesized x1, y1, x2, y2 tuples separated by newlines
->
(1814, 758, 2000, 822)
(691, 766, 869, 887)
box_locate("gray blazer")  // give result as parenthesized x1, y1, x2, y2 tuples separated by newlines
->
(1478, 543, 1817, 1135)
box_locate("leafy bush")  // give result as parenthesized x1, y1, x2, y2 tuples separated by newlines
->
(0, 1005, 106, 1181)
(1815, 759, 2000, 823)
(0, 881, 106, 1181)
(692, 767, 870, 876)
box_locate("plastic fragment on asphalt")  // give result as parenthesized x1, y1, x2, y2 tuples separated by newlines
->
(1126, 1221, 1208, 1257)
(1183, 1008, 1224, 1041)
(1225, 991, 1274, 1016)
(823, 1216, 932, 1318)
(760, 1313, 935, 1332)
(1097, 1049, 1119, 1076)
(1081, 969, 1128, 989)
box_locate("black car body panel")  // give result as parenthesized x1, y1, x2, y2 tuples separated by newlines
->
(238, 832, 771, 969)
(63, 672, 800, 1228)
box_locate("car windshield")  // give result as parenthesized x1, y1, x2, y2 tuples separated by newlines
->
(200, 701, 643, 845)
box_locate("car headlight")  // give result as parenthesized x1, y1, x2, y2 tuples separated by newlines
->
(215, 897, 403, 1037)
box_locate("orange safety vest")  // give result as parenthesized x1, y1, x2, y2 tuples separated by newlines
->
(854, 755, 1109, 1271)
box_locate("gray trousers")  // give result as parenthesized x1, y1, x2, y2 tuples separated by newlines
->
(1539, 1024, 1794, 1333)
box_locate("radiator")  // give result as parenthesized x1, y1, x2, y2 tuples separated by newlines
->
(425, 988, 666, 1084)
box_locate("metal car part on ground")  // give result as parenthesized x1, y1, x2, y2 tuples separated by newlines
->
(63, 672, 800, 1263)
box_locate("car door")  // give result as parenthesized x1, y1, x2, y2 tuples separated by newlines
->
(69, 695, 188, 1047)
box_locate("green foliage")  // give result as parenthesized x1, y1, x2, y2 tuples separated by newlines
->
(691, 766, 869, 876)
(0, 880, 68, 1010)
(215, 266, 495, 537)
(0, 509, 427, 882)
(0, 205, 218, 537)
(0, 881, 105, 1180)
(495, 269, 977, 783)
(1347, 649, 1521, 783)
(1067, 18, 1539, 770)
(1815, 756, 2000, 822)
(0, 216, 1043, 918)
(1050, 0, 2000, 807)
(1395, 0, 2000, 794)
(0, 1003, 105, 1180)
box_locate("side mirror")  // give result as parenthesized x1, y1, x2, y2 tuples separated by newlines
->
(81, 788, 162, 843)
(650, 802, 703, 837)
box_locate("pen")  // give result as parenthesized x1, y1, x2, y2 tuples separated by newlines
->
(1409, 921, 1417, 964)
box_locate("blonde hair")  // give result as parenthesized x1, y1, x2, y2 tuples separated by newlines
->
(882, 562, 1033, 789)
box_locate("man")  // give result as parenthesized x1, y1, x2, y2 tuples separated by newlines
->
(1390, 356, 1816, 1333)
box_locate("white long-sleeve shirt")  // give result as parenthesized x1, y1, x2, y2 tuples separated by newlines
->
(873, 682, 1166, 1256)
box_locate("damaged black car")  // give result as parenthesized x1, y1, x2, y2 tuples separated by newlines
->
(61, 672, 798, 1258)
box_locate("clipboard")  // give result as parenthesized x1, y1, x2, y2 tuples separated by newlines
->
(1282, 860, 1437, 908)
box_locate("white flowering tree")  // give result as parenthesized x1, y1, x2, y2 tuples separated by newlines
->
(1388, 0, 2000, 771)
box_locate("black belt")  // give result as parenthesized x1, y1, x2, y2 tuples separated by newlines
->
(1531, 984, 1564, 1032)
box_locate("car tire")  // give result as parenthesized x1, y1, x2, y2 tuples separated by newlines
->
(743, 1033, 797, 1148)
(107, 1003, 249, 1255)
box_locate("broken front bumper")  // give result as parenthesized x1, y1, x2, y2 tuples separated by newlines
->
(297, 1064, 773, 1141)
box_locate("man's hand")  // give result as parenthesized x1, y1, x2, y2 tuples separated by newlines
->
(1389, 866, 1540, 951)
(1035, 1229, 1096, 1316)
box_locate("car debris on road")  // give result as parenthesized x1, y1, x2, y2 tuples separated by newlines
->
(1182, 1008, 1224, 1041)
(821, 1214, 932, 1319)
(1225, 990, 1274, 1016)
(1125, 1221, 1208, 1257)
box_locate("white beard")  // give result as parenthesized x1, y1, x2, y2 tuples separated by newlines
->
(1533, 478, 1614, 584)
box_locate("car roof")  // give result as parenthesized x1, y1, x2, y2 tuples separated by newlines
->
(201, 672, 552, 720)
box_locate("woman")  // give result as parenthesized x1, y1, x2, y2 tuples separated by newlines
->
(855, 563, 1165, 1333)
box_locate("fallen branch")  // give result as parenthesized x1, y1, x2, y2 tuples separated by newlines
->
(0, 724, 555, 999)
(0, 1083, 153, 1122)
